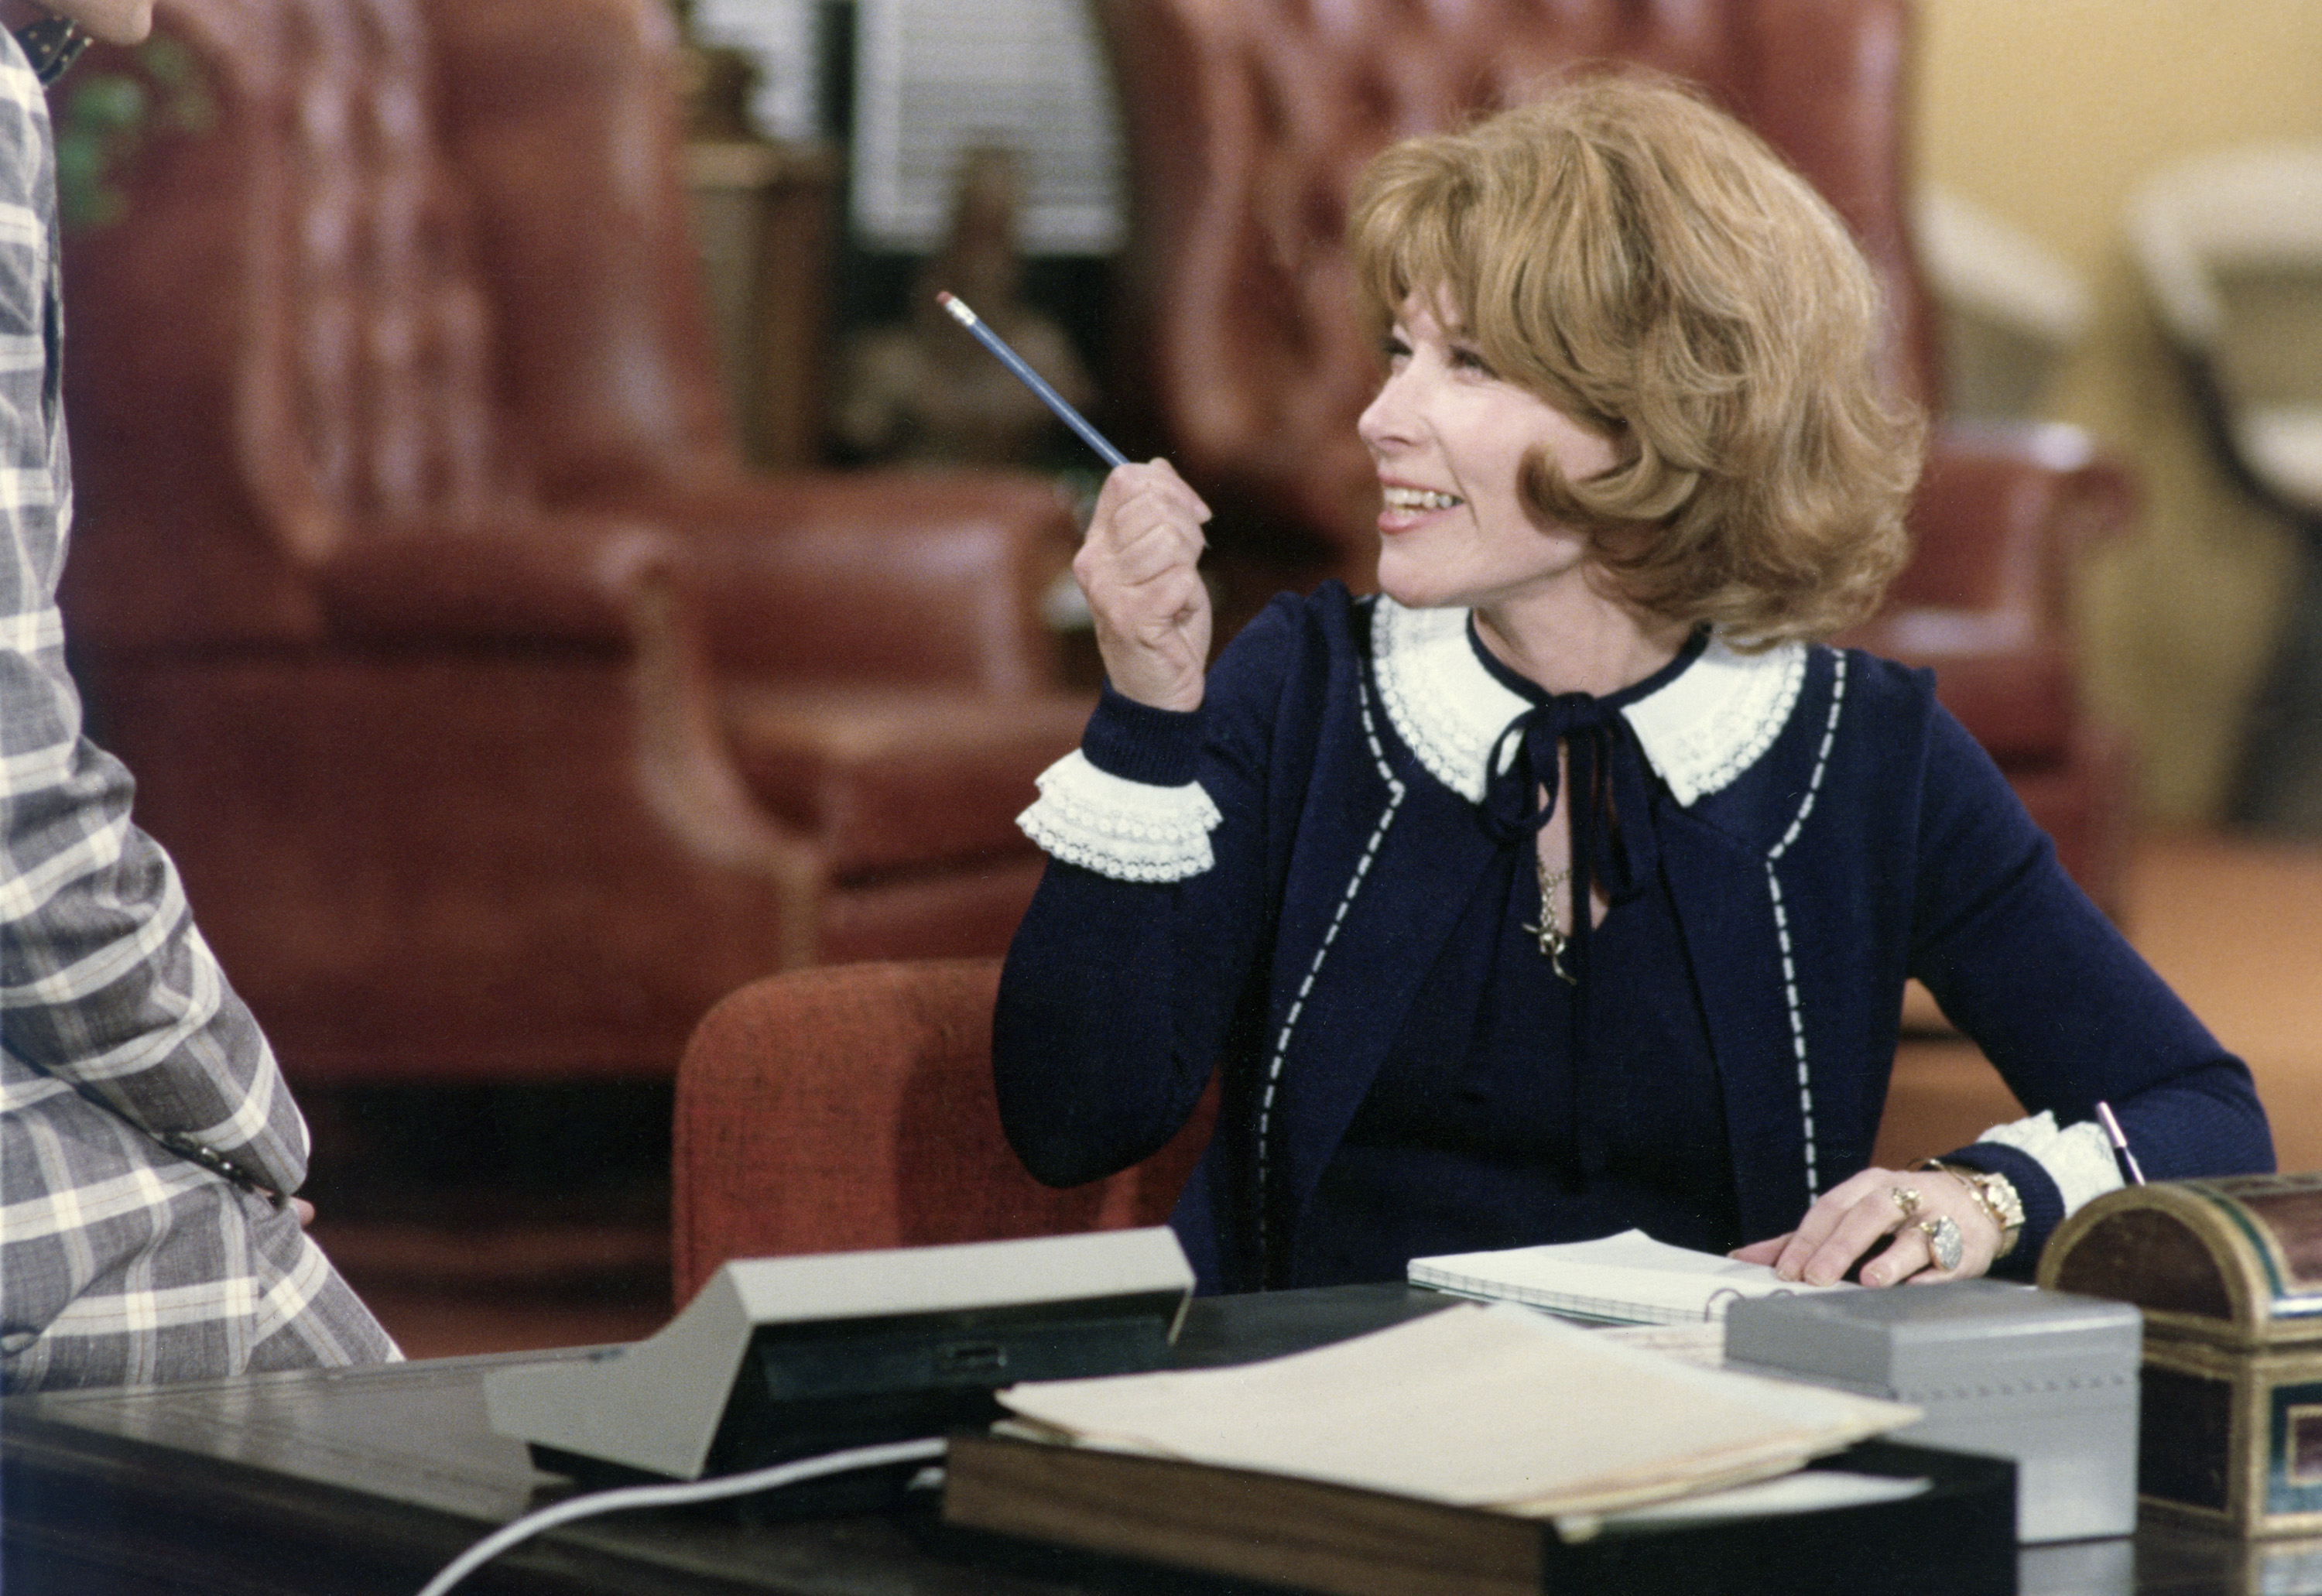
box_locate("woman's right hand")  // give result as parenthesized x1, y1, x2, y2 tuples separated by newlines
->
(1075, 459, 1213, 712)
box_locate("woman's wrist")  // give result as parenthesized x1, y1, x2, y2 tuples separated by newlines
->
(1916, 1159, 2025, 1259)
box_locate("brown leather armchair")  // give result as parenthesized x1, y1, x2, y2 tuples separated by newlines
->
(1094, 0, 2135, 914)
(54, 0, 1091, 1084)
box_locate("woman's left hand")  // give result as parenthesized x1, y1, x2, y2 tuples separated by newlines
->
(1730, 1165, 2002, 1287)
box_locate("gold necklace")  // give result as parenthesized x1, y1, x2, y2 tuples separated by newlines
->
(1523, 849, 1578, 985)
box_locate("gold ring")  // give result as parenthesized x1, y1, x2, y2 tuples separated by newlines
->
(1889, 1186, 1922, 1220)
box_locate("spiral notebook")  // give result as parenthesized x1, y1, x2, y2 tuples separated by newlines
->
(1408, 1230, 1858, 1325)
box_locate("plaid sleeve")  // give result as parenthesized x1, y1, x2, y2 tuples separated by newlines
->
(2, 1069, 400, 1389)
(0, 44, 305, 1199)
(0, 34, 399, 1389)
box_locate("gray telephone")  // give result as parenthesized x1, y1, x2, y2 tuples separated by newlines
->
(484, 1228, 1194, 1489)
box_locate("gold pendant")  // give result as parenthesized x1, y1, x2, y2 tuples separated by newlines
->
(1523, 914, 1577, 984)
(1525, 861, 1577, 985)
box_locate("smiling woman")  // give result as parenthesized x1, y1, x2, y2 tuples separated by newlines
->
(1359, 296, 1647, 686)
(991, 71, 2273, 1300)
(1346, 87, 1919, 654)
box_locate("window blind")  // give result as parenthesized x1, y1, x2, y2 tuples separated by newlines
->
(850, 0, 1124, 255)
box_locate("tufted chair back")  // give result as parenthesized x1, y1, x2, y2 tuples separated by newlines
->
(48, 0, 1091, 1083)
(421, 0, 738, 502)
(265, 0, 511, 535)
(1095, 0, 1936, 567)
(59, 0, 524, 648)
(58, 0, 763, 654)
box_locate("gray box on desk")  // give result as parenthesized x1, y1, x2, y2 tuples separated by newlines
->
(1724, 1280, 2142, 1543)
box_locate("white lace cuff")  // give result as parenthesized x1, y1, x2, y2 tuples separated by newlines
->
(1974, 1110, 2125, 1216)
(1016, 749, 1222, 882)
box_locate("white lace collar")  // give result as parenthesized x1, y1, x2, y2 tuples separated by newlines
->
(1368, 596, 1806, 806)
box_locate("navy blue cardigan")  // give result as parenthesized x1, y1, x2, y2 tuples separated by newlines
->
(995, 584, 2272, 1293)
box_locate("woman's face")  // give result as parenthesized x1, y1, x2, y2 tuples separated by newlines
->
(1358, 294, 1620, 616)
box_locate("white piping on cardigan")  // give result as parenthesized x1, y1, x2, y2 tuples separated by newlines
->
(1253, 676, 1406, 1270)
(1756, 656, 2125, 1221)
(1765, 651, 1848, 1200)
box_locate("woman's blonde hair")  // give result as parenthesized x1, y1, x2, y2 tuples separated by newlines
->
(1348, 72, 1923, 644)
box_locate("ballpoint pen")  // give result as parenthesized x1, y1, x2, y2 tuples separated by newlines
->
(2095, 1101, 2146, 1186)
(937, 291, 1130, 469)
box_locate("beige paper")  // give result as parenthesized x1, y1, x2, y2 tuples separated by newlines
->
(996, 1302, 1918, 1519)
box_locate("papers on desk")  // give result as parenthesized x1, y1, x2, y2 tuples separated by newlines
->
(944, 1303, 1944, 1596)
(984, 1301, 1916, 1520)
(1409, 1228, 1858, 1324)
(1590, 1468, 1930, 1528)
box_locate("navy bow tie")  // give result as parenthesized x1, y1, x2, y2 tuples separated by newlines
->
(1481, 690, 1660, 918)
(1482, 691, 1663, 1174)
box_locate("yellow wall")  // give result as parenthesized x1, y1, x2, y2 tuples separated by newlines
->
(1918, 0, 2322, 823)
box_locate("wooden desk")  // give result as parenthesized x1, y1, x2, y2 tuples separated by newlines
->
(0, 1286, 2302, 1596)
(1, 1287, 1444, 1596)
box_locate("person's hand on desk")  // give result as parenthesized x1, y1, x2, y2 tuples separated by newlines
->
(1077, 460, 1213, 713)
(1730, 1164, 2005, 1286)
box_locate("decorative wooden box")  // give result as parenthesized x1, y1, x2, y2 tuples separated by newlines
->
(2039, 1172, 2322, 1536)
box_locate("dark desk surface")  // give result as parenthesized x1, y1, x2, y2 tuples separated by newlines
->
(0, 1284, 2303, 1596)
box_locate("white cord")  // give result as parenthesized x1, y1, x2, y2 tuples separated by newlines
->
(413, 1436, 948, 1596)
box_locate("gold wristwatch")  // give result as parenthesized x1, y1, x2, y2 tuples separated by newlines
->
(1918, 1160, 2026, 1259)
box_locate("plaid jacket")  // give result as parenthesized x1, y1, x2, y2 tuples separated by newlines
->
(0, 33, 395, 1389)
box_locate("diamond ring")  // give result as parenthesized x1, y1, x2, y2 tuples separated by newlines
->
(1920, 1214, 1964, 1272)
(1889, 1186, 1922, 1220)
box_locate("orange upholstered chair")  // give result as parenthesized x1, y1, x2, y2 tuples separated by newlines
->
(670, 960, 1214, 1305)
(1092, 0, 2136, 914)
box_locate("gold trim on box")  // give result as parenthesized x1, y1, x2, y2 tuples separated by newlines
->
(2043, 1176, 2322, 1349)
(2283, 1403, 2322, 1485)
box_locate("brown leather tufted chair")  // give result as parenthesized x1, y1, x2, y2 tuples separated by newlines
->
(54, 0, 1091, 1084)
(1094, 0, 2135, 914)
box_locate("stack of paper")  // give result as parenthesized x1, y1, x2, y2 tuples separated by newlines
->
(989, 1300, 1916, 1520)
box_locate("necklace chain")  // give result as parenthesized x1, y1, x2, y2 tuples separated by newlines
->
(1523, 850, 1578, 985)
